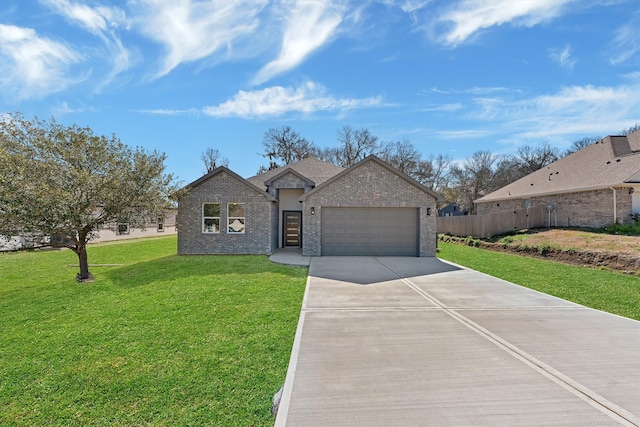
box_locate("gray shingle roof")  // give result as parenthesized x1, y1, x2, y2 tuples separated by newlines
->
(476, 131, 640, 203)
(246, 157, 344, 190)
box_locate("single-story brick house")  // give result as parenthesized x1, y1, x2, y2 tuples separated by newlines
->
(475, 130, 640, 228)
(177, 155, 443, 256)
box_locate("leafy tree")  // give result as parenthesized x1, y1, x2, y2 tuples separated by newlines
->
(201, 147, 229, 173)
(0, 112, 178, 282)
(258, 126, 319, 172)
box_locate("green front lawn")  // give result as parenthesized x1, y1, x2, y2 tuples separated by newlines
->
(0, 236, 307, 426)
(437, 241, 640, 321)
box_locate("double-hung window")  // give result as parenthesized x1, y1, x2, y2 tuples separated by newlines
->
(227, 203, 245, 234)
(203, 203, 220, 233)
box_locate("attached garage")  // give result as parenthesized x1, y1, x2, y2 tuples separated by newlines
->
(321, 207, 418, 256)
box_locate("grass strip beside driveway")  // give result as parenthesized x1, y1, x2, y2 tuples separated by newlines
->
(437, 241, 640, 321)
(0, 236, 307, 426)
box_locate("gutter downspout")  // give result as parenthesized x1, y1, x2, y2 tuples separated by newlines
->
(610, 187, 617, 224)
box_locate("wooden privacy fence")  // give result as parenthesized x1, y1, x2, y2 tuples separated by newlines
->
(436, 206, 548, 238)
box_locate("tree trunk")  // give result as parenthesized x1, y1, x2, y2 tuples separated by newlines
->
(76, 242, 93, 282)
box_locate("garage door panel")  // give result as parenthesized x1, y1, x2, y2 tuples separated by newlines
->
(321, 207, 418, 256)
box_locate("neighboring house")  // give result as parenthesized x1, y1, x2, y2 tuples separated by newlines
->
(438, 202, 467, 217)
(177, 155, 443, 257)
(92, 209, 177, 243)
(476, 131, 640, 228)
(0, 209, 177, 251)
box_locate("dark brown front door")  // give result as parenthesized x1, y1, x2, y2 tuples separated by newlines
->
(283, 211, 302, 247)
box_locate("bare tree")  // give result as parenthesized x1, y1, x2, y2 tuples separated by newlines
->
(413, 153, 452, 191)
(621, 123, 640, 135)
(565, 136, 600, 155)
(516, 142, 560, 174)
(448, 151, 501, 214)
(331, 126, 379, 167)
(259, 126, 319, 172)
(380, 140, 421, 175)
(201, 147, 229, 173)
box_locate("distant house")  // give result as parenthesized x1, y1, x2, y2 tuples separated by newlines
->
(92, 209, 177, 243)
(475, 131, 640, 228)
(177, 155, 443, 257)
(438, 202, 467, 217)
(0, 209, 177, 251)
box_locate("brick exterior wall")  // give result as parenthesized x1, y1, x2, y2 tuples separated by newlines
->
(476, 187, 636, 228)
(301, 160, 438, 257)
(177, 171, 275, 254)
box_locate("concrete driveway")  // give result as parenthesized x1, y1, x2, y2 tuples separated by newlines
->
(275, 257, 640, 426)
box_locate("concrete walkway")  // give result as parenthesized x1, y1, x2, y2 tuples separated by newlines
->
(270, 248, 311, 267)
(275, 257, 640, 426)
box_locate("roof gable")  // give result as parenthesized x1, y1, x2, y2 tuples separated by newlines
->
(183, 166, 276, 201)
(477, 133, 640, 203)
(264, 168, 315, 187)
(299, 155, 444, 201)
(246, 157, 344, 190)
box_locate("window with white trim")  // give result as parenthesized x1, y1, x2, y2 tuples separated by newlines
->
(227, 203, 245, 233)
(203, 203, 220, 233)
(157, 216, 164, 232)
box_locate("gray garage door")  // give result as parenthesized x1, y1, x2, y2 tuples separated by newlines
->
(321, 207, 418, 256)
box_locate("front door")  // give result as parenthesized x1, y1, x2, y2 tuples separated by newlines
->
(283, 211, 302, 247)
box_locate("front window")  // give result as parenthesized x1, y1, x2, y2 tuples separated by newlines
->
(157, 216, 164, 232)
(228, 203, 245, 233)
(203, 203, 220, 233)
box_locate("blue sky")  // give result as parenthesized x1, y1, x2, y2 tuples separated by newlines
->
(1, 0, 638, 184)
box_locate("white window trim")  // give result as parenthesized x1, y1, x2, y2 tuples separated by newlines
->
(227, 202, 245, 234)
(157, 216, 165, 232)
(202, 203, 221, 234)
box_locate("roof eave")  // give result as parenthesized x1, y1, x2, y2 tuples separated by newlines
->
(475, 183, 637, 204)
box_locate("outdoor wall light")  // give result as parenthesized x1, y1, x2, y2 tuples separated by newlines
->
(310, 207, 315, 215)
(630, 188, 635, 194)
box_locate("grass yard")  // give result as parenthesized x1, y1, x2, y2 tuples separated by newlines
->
(0, 236, 307, 426)
(437, 241, 640, 321)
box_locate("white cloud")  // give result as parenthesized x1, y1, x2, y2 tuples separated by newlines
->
(437, 0, 578, 45)
(202, 81, 382, 118)
(42, 0, 131, 89)
(380, 0, 433, 13)
(468, 81, 640, 140)
(0, 24, 83, 99)
(608, 20, 640, 65)
(41, 0, 128, 34)
(253, 0, 344, 85)
(548, 44, 575, 70)
(132, 0, 266, 78)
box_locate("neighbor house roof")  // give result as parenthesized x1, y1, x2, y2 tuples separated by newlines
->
(299, 155, 444, 202)
(476, 131, 640, 203)
(246, 157, 344, 190)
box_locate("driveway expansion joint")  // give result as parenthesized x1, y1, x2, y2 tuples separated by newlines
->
(373, 257, 640, 427)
